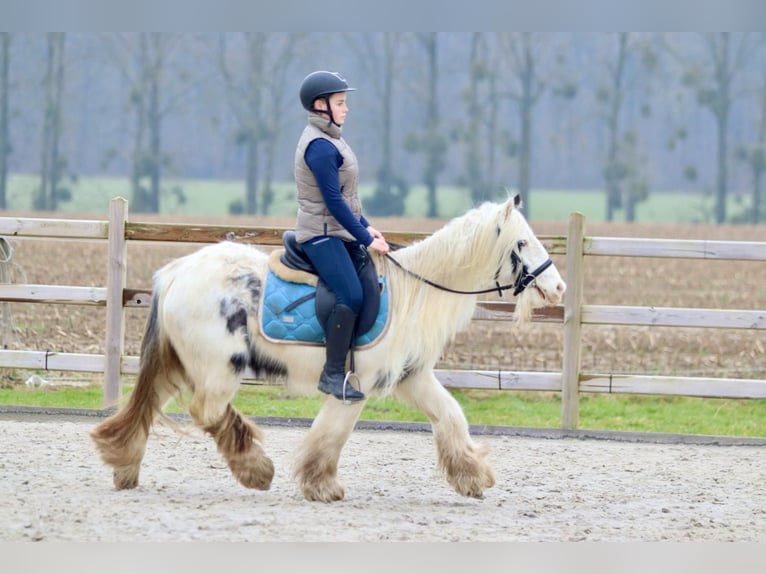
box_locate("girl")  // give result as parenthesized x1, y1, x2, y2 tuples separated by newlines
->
(294, 71, 389, 402)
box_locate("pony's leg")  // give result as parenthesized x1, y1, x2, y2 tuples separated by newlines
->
(294, 397, 365, 502)
(188, 373, 274, 490)
(393, 371, 495, 498)
(91, 373, 179, 490)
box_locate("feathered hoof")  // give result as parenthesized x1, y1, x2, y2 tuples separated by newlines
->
(231, 456, 275, 490)
(442, 442, 496, 499)
(449, 467, 496, 499)
(113, 466, 140, 490)
(301, 480, 345, 503)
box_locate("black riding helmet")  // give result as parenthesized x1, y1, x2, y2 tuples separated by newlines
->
(299, 71, 356, 126)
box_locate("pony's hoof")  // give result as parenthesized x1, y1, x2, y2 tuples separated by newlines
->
(448, 463, 496, 499)
(302, 481, 345, 502)
(113, 467, 139, 490)
(234, 457, 275, 490)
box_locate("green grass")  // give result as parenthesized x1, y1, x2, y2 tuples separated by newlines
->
(2, 382, 764, 438)
(6, 173, 750, 223)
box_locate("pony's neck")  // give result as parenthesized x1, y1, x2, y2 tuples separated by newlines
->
(396, 212, 501, 292)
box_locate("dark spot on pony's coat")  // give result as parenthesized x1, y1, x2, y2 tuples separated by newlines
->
(372, 371, 389, 390)
(227, 308, 248, 335)
(230, 353, 248, 373)
(229, 350, 287, 379)
(220, 297, 248, 335)
(233, 273, 262, 306)
(397, 363, 418, 384)
(373, 361, 419, 390)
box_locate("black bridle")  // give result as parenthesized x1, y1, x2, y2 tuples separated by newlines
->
(509, 250, 553, 296)
(383, 247, 553, 298)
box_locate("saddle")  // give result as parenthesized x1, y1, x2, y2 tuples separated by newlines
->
(264, 231, 385, 342)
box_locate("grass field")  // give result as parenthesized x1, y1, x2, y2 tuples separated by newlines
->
(2, 382, 764, 437)
(5, 173, 749, 223)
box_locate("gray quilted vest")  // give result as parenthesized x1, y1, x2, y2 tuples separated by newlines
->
(294, 113, 362, 243)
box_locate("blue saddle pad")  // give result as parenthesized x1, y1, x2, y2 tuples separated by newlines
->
(261, 270, 389, 346)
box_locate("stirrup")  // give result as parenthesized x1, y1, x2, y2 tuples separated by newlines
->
(341, 371, 364, 404)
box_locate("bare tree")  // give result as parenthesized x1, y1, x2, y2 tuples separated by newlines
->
(217, 33, 304, 215)
(735, 69, 766, 223)
(36, 32, 67, 211)
(497, 33, 548, 218)
(666, 33, 758, 223)
(101, 33, 185, 213)
(0, 33, 10, 210)
(600, 33, 629, 221)
(594, 33, 656, 222)
(404, 32, 446, 218)
(347, 32, 409, 216)
(460, 33, 506, 204)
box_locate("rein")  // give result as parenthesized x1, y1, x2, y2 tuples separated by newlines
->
(383, 251, 553, 298)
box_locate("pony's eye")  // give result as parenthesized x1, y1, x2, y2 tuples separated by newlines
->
(517, 239, 528, 250)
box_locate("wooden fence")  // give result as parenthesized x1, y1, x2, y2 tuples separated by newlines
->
(1, 197, 765, 429)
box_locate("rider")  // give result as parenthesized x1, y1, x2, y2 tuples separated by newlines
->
(294, 70, 390, 402)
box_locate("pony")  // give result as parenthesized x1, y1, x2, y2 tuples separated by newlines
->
(91, 195, 566, 502)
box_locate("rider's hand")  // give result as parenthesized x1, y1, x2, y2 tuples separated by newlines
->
(367, 226, 385, 241)
(368, 236, 390, 254)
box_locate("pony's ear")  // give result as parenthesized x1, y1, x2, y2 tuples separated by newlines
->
(503, 194, 521, 219)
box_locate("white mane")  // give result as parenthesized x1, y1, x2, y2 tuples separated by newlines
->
(373, 200, 532, 380)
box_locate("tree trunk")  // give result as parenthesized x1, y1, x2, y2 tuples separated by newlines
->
(131, 34, 148, 212)
(38, 35, 54, 211)
(487, 61, 499, 195)
(49, 33, 66, 211)
(245, 33, 264, 215)
(714, 33, 731, 224)
(0, 33, 10, 210)
(605, 33, 628, 222)
(148, 34, 162, 214)
(466, 33, 485, 204)
(425, 33, 439, 218)
(715, 105, 729, 224)
(517, 35, 534, 217)
(753, 73, 766, 224)
(378, 33, 395, 202)
(36, 33, 66, 212)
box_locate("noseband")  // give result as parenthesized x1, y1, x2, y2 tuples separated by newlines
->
(384, 248, 553, 298)
(510, 251, 553, 296)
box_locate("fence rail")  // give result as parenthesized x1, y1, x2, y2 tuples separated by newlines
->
(1, 197, 764, 429)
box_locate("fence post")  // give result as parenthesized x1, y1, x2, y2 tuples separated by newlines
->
(561, 212, 585, 429)
(104, 197, 128, 408)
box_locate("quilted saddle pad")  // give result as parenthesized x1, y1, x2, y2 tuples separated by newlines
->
(260, 269, 389, 347)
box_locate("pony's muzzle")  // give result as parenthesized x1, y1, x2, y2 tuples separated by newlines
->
(548, 280, 566, 304)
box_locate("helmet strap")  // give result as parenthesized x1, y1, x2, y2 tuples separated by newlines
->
(311, 95, 339, 127)
(323, 95, 339, 127)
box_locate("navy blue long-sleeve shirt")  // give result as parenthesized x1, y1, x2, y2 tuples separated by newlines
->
(304, 138, 373, 246)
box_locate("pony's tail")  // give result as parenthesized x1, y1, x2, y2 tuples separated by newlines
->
(90, 293, 171, 489)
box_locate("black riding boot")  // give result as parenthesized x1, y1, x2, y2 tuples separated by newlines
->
(318, 304, 365, 402)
